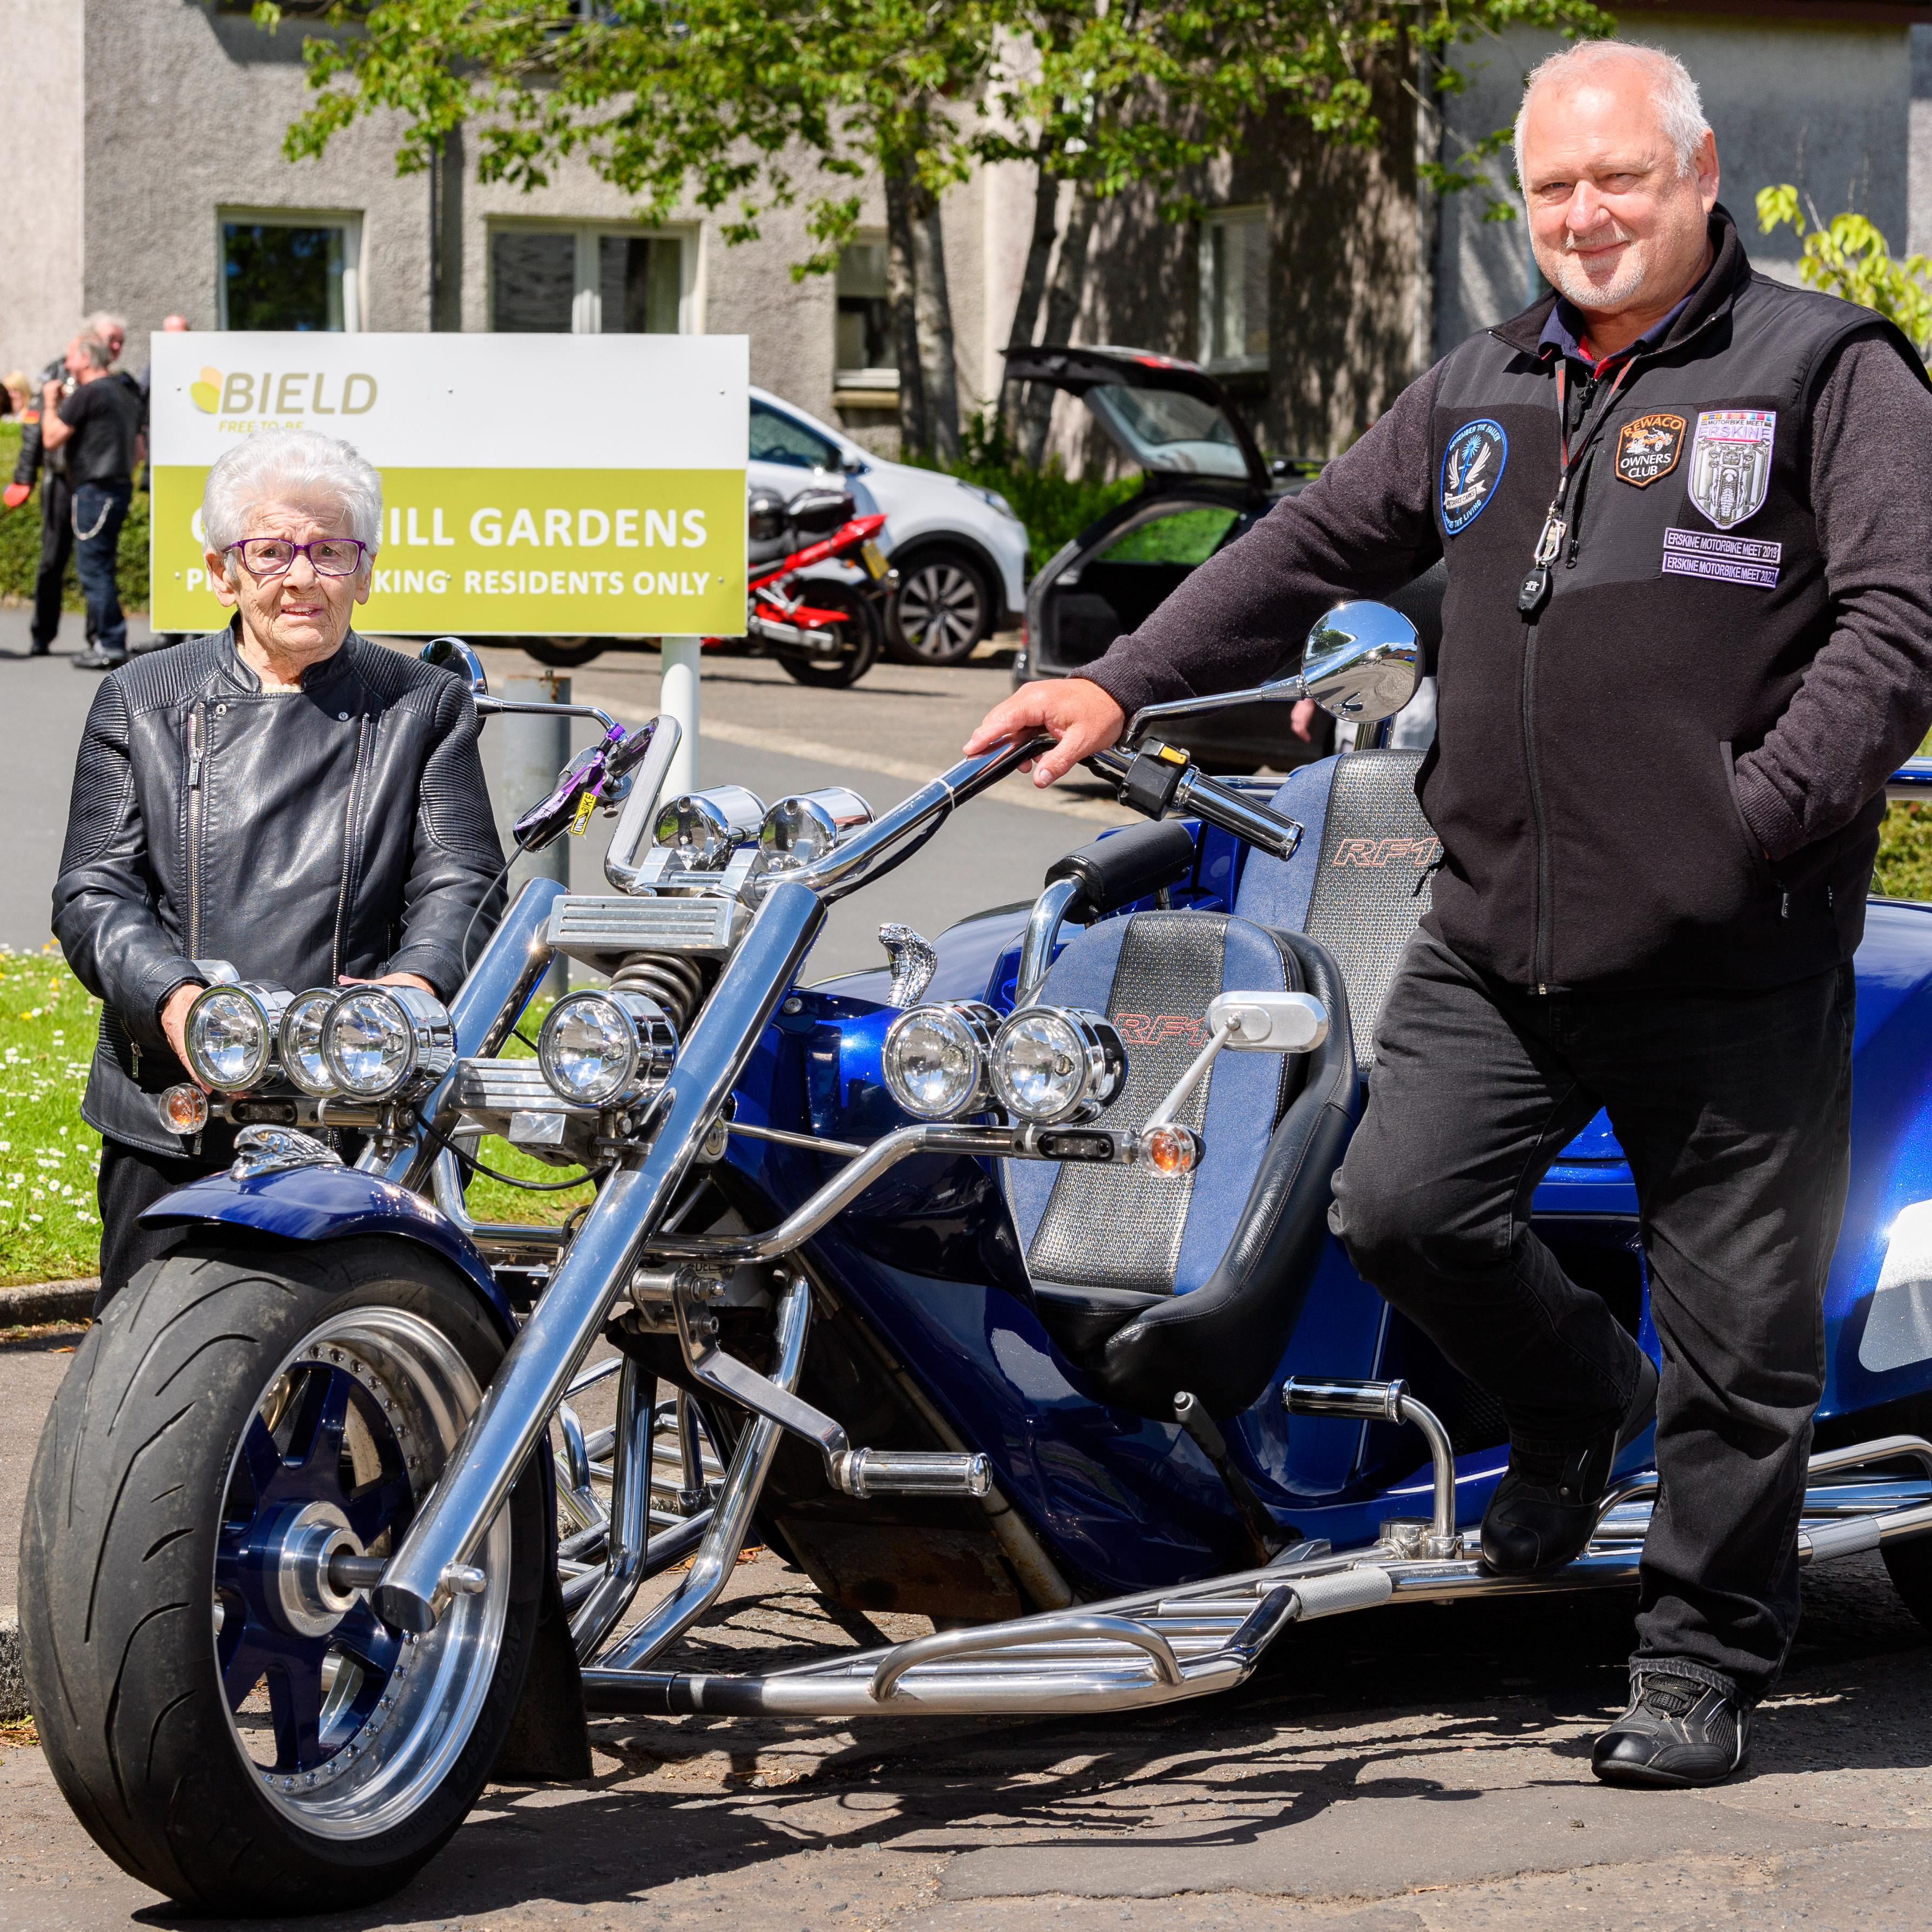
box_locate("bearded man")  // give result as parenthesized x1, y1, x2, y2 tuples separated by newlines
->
(965, 41, 1932, 1785)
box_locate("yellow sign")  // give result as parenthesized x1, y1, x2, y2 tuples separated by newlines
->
(147, 332, 749, 637)
(152, 467, 746, 636)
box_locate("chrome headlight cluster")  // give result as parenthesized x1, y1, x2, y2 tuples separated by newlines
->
(321, 986, 456, 1100)
(881, 1002, 1126, 1125)
(881, 1002, 999, 1120)
(537, 989, 678, 1107)
(990, 1007, 1127, 1125)
(278, 988, 341, 1096)
(183, 983, 293, 1092)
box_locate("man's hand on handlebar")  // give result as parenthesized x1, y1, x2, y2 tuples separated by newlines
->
(962, 678, 1126, 788)
(160, 984, 203, 1085)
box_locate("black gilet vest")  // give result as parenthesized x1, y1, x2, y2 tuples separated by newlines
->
(1418, 208, 1916, 991)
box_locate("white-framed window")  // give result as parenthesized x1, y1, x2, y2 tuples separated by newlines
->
(1199, 206, 1269, 372)
(834, 235, 896, 389)
(218, 210, 363, 332)
(489, 223, 692, 334)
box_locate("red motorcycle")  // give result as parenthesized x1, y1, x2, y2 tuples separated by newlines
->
(730, 484, 893, 689)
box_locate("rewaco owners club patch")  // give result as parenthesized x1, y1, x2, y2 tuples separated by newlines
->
(1614, 412, 1685, 487)
(1440, 419, 1507, 535)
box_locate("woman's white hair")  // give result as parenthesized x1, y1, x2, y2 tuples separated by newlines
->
(1514, 41, 1711, 192)
(203, 427, 383, 570)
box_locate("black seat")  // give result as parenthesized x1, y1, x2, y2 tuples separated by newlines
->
(1003, 910, 1357, 1417)
(1002, 749, 1438, 1419)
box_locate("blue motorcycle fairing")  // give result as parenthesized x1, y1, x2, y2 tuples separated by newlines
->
(138, 1162, 518, 1339)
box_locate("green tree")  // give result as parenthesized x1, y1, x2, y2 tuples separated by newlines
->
(1756, 185, 1932, 359)
(987, 0, 1612, 464)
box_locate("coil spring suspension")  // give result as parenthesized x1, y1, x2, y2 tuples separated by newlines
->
(611, 952, 706, 1035)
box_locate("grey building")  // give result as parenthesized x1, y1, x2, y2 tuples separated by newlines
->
(5, 0, 1931, 465)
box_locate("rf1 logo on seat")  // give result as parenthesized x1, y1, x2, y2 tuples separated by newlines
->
(1113, 1013, 1211, 1048)
(1331, 836, 1442, 870)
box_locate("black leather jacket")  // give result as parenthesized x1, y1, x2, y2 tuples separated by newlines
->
(54, 627, 504, 1155)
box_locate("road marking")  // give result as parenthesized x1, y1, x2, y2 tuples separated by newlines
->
(591, 698, 1127, 824)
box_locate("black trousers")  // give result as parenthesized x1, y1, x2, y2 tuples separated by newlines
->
(1330, 932, 1854, 1702)
(31, 474, 87, 651)
(96, 1137, 229, 1316)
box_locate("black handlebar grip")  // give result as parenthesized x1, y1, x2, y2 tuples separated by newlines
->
(1045, 818, 1198, 919)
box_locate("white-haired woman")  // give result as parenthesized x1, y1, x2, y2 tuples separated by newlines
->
(52, 426, 504, 1309)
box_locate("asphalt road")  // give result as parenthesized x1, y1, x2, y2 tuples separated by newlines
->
(5, 616, 1932, 1930)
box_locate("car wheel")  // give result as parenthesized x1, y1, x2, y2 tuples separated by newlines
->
(519, 637, 608, 669)
(888, 551, 994, 666)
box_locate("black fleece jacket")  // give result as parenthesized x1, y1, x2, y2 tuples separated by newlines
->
(1082, 211, 1932, 990)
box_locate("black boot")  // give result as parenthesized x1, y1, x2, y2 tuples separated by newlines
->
(1593, 1672, 1751, 1787)
(1479, 1346, 1658, 1575)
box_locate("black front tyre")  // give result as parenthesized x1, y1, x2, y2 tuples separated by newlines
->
(777, 583, 883, 689)
(19, 1237, 546, 1916)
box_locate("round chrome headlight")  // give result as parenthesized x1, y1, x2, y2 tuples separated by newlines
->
(652, 785, 767, 871)
(989, 1006, 1127, 1125)
(759, 787, 874, 871)
(278, 988, 340, 1097)
(881, 1001, 997, 1120)
(538, 989, 678, 1108)
(321, 986, 455, 1100)
(183, 982, 290, 1092)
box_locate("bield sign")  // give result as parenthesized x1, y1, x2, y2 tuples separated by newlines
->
(149, 332, 749, 637)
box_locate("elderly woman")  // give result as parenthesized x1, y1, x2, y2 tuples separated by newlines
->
(53, 426, 504, 1309)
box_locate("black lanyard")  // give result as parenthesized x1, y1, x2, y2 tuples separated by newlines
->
(1518, 355, 1635, 620)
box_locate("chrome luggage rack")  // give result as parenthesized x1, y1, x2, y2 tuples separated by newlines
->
(556, 1361, 1932, 1721)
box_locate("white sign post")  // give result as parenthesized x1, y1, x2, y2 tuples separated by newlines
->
(660, 637, 702, 796)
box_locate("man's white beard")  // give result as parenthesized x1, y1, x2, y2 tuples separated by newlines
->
(1545, 228, 1650, 313)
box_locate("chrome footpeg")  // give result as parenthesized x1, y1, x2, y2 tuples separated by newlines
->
(832, 1449, 992, 1498)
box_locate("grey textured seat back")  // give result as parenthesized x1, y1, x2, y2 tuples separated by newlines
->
(1234, 750, 1438, 1066)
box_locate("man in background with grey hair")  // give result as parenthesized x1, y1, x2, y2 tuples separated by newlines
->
(966, 40, 1932, 1784)
(40, 326, 144, 669)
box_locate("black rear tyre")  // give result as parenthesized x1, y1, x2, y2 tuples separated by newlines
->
(19, 1237, 546, 1915)
(777, 584, 882, 689)
(1883, 1534, 1932, 1631)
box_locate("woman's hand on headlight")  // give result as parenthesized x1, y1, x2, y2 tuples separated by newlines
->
(961, 677, 1127, 787)
(338, 972, 437, 995)
(160, 983, 204, 1086)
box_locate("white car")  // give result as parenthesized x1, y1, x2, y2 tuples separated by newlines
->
(750, 387, 1029, 665)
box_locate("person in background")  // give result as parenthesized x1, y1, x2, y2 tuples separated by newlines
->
(1, 372, 28, 421)
(9, 337, 89, 656)
(42, 333, 144, 670)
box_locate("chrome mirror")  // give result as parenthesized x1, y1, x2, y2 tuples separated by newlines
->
(420, 636, 489, 702)
(1300, 601, 1419, 723)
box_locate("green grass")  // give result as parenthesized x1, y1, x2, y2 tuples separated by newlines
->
(0, 421, 152, 612)
(0, 948, 105, 1285)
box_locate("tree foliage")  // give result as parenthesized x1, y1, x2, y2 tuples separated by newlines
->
(1756, 185, 1932, 360)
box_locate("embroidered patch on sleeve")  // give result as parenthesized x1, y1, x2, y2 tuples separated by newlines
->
(1686, 409, 1775, 528)
(1614, 412, 1686, 487)
(1660, 526, 1781, 589)
(1439, 419, 1507, 535)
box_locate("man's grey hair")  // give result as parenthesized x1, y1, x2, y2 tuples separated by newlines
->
(77, 337, 115, 374)
(80, 311, 127, 348)
(203, 428, 383, 572)
(1514, 41, 1711, 192)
